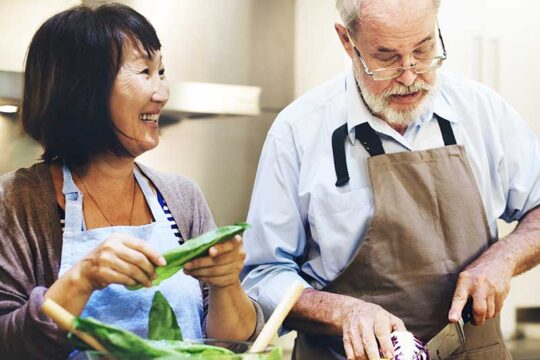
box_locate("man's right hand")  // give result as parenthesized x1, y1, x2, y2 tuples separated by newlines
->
(340, 298, 406, 360)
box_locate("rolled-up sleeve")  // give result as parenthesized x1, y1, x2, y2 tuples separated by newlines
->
(241, 132, 311, 321)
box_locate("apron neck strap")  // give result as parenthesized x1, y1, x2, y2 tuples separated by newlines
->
(332, 115, 457, 187)
(331, 123, 350, 187)
(436, 115, 457, 146)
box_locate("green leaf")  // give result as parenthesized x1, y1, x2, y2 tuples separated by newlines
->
(126, 223, 250, 290)
(72, 317, 235, 359)
(73, 317, 176, 359)
(148, 291, 182, 341)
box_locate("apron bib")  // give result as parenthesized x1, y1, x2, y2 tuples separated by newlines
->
(293, 117, 511, 359)
(59, 164, 203, 339)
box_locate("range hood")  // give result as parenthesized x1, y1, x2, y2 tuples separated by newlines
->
(0, 71, 22, 107)
(164, 82, 261, 118)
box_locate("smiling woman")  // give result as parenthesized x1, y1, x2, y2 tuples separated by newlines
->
(0, 4, 262, 360)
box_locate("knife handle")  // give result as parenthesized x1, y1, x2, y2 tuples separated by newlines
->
(461, 299, 473, 323)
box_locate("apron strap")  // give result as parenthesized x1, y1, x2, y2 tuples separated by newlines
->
(332, 116, 457, 187)
(133, 167, 169, 224)
(332, 121, 384, 187)
(62, 163, 85, 232)
(354, 122, 385, 157)
(331, 123, 350, 187)
(436, 116, 457, 146)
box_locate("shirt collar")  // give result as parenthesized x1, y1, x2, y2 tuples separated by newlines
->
(344, 67, 460, 144)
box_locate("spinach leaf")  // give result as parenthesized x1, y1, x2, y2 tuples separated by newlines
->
(72, 317, 234, 359)
(127, 223, 249, 290)
(148, 291, 182, 341)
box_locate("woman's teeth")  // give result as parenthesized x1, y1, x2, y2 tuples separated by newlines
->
(140, 113, 159, 123)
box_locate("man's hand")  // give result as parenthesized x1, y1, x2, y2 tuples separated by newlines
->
(340, 299, 406, 360)
(448, 255, 513, 326)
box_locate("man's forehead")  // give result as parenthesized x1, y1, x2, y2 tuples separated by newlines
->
(359, 0, 436, 30)
(357, 1, 437, 50)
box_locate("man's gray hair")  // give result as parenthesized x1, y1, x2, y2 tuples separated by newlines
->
(336, 0, 441, 32)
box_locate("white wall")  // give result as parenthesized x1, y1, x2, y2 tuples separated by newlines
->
(294, 0, 346, 98)
(0, 0, 80, 72)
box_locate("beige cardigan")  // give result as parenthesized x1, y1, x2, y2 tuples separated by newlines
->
(0, 162, 263, 359)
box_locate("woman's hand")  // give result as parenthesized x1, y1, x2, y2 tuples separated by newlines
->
(71, 233, 166, 294)
(183, 235, 245, 288)
(45, 233, 165, 315)
(184, 235, 256, 340)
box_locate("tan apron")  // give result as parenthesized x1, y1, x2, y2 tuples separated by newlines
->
(293, 117, 511, 359)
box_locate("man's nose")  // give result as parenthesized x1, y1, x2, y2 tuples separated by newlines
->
(395, 66, 418, 87)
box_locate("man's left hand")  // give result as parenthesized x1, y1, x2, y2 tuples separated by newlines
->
(448, 254, 513, 326)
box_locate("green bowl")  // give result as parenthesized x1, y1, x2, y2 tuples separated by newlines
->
(70, 339, 282, 360)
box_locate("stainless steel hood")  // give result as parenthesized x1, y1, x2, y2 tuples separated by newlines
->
(0, 71, 22, 106)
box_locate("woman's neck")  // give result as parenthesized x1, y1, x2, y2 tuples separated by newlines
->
(75, 155, 136, 189)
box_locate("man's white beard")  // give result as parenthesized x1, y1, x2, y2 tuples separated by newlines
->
(355, 69, 437, 128)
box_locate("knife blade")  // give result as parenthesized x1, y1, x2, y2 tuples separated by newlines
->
(426, 320, 465, 360)
(426, 300, 473, 360)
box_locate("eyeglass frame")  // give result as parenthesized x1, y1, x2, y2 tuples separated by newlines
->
(347, 22, 448, 81)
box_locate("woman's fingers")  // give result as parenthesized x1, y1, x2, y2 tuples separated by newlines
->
(185, 236, 245, 270)
(184, 261, 242, 278)
(114, 241, 157, 280)
(208, 235, 242, 257)
(121, 236, 166, 267)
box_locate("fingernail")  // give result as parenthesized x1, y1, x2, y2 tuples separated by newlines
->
(449, 313, 459, 321)
(209, 248, 217, 256)
(385, 351, 393, 359)
(184, 262, 192, 269)
(158, 257, 166, 266)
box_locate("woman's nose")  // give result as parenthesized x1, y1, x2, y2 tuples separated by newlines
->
(152, 79, 169, 103)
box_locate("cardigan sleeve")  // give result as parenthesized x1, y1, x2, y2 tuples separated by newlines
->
(0, 174, 72, 360)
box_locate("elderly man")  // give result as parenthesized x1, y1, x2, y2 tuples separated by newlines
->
(242, 0, 540, 359)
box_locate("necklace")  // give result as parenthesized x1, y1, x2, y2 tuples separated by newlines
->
(74, 170, 137, 226)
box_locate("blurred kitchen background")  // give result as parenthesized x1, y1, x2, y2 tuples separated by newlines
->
(1, 0, 539, 358)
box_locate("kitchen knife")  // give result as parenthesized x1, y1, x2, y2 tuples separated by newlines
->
(426, 300, 473, 360)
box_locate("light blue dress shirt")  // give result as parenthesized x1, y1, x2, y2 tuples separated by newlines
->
(241, 67, 540, 319)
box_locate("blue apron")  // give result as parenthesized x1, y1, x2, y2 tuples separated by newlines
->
(58, 164, 204, 339)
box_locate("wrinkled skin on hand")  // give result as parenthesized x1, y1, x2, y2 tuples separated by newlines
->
(340, 299, 407, 360)
(448, 254, 513, 326)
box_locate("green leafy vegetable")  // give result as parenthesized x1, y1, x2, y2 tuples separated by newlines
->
(127, 223, 250, 290)
(72, 317, 234, 359)
(149, 291, 182, 341)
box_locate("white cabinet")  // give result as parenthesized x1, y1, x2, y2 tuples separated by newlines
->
(439, 0, 540, 135)
(440, 4, 540, 337)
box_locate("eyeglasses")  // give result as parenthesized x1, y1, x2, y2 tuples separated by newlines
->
(349, 24, 447, 81)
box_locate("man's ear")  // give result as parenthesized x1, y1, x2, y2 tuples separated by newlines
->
(335, 23, 355, 59)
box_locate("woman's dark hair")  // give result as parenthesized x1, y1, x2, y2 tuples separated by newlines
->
(21, 3, 161, 167)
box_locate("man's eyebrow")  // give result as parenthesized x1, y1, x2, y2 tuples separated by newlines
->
(375, 35, 433, 53)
